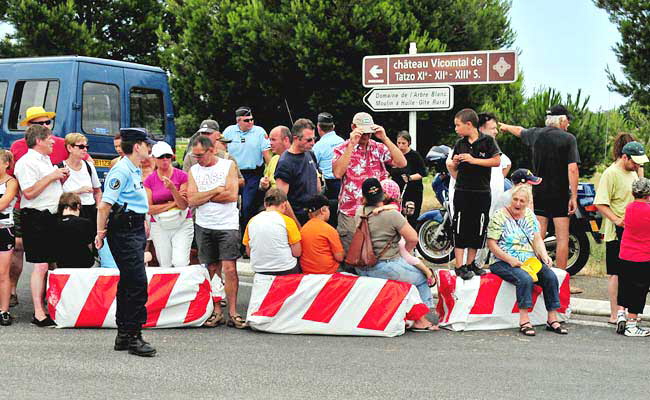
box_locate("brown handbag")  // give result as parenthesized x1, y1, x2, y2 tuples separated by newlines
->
(345, 208, 396, 268)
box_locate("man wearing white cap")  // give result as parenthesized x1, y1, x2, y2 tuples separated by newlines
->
(332, 112, 407, 254)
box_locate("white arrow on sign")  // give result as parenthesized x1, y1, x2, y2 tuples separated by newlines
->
(369, 64, 383, 79)
(363, 86, 454, 112)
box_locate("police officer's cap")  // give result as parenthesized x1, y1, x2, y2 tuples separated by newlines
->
(235, 106, 252, 117)
(317, 112, 334, 124)
(120, 128, 156, 145)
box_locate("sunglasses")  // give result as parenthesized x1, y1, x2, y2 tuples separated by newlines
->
(31, 120, 52, 126)
(73, 144, 89, 150)
(242, 118, 254, 123)
(304, 137, 315, 142)
(157, 154, 173, 159)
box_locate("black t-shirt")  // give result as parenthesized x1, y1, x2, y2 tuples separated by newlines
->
(390, 149, 427, 194)
(521, 127, 580, 199)
(452, 133, 501, 192)
(56, 215, 95, 268)
(274, 150, 319, 213)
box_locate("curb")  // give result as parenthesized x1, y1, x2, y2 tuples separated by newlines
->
(237, 261, 649, 318)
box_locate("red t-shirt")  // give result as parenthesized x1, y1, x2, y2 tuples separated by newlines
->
(620, 200, 650, 262)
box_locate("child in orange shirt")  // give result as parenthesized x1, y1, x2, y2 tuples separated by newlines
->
(300, 195, 344, 274)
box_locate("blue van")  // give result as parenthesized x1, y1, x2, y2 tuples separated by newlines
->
(0, 56, 176, 179)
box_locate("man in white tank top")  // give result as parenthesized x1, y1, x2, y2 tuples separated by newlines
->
(187, 136, 245, 328)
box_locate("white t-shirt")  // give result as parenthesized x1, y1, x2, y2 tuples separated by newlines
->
(14, 149, 62, 213)
(243, 210, 301, 272)
(62, 160, 101, 205)
(489, 153, 511, 214)
(191, 159, 239, 230)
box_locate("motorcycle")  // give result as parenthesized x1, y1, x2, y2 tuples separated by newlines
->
(415, 145, 602, 276)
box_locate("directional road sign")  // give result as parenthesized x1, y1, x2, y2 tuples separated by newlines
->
(363, 86, 454, 112)
(362, 50, 516, 87)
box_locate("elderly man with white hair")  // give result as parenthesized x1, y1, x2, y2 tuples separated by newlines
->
(499, 105, 581, 293)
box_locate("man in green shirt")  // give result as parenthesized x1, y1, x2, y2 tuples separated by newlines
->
(594, 141, 648, 330)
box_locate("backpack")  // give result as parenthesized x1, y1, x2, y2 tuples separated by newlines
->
(344, 208, 396, 268)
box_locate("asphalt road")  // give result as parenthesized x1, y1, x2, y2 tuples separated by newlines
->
(4, 265, 650, 400)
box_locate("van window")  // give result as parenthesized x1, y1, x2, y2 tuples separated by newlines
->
(82, 82, 120, 135)
(9, 80, 59, 131)
(0, 81, 7, 122)
(130, 87, 164, 136)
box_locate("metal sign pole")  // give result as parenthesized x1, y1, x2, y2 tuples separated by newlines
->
(408, 42, 417, 150)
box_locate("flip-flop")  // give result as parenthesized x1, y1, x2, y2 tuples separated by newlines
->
(409, 324, 439, 332)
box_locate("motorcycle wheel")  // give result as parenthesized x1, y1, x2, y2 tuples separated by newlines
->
(416, 219, 454, 264)
(565, 230, 590, 276)
(545, 230, 590, 276)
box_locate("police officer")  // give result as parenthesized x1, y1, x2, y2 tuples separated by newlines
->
(95, 128, 157, 357)
(312, 112, 344, 227)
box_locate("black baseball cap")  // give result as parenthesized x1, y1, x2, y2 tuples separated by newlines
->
(362, 178, 384, 204)
(235, 106, 252, 117)
(511, 168, 542, 185)
(306, 194, 329, 213)
(546, 105, 573, 121)
(120, 128, 156, 145)
(317, 112, 334, 124)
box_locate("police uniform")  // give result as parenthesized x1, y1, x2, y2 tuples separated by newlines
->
(101, 128, 156, 356)
(312, 112, 344, 227)
(222, 107, 270, 231)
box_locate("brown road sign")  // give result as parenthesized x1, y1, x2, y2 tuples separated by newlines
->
(362, 50, 517, 87)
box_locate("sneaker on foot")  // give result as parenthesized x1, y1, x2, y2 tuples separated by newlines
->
(0, 311, 13, 326)
(624, 320, 650, 337)
(456, 265, 475, 280)
(469, 261, 487, 276)
(616, 311, 627, 335)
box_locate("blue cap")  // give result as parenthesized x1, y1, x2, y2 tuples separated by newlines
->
(119, 128, 156, 145)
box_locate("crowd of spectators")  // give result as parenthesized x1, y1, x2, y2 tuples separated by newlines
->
(2, 104, 649, 341)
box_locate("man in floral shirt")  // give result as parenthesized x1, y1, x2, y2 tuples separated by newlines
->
(332, 112, 407, 254)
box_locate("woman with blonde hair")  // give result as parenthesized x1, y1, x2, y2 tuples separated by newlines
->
(487, 184, 567, 336)
(61, 133, 102, 228)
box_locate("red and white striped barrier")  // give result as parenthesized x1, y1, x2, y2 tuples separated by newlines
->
(436, 268, 571, 331)
(47, 266, 223, 328)
(246, 273, 430, 337)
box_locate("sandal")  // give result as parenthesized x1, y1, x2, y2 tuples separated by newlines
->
(202, 311, 224, 328)
(227, 314, 249, 329)
(409, 324, 439, 332)
(427, 273, 437, 288)
(545, 320, 568, 335)
(519, 322, 535, 336)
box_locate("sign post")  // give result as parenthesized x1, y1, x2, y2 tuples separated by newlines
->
(408, 43, 417, 150)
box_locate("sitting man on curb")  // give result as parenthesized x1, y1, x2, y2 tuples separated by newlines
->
(299, 194, 344, 274)
(243, 189, 302, 275)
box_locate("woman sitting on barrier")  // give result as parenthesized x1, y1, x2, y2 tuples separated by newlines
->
(355, 178, 437, 331)
(487, 184, 567, 336)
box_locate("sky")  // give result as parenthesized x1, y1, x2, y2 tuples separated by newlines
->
(0, 1, 627, 110)
(509, 0, 626, 110)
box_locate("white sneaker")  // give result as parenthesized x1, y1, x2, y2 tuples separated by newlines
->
(616, 311, 627, 335)
(624, 320, 650, 337)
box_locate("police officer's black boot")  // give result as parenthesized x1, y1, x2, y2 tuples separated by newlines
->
(114, 329, 130, 351)
(128, 331, 157, 357)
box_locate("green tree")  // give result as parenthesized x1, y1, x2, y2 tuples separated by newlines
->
(0, 0, 162, 64)
(595, 0, 650, 105)
(160, 0, 515, 145)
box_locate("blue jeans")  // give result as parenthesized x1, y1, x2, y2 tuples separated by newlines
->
(490, 261, 561, 311)
(356, 257, 433, 307)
